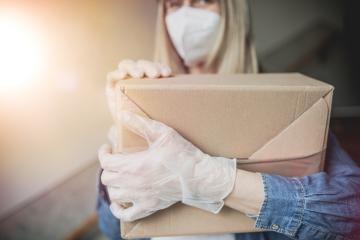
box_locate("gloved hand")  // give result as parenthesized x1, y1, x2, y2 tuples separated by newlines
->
(116, 59, 172, 79)
(98, 110, 237, 222)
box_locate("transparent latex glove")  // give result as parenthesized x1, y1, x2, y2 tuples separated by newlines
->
(106, 124, 118, 151)
(106, 59, 172, 117)
(98, 110, 237, 222)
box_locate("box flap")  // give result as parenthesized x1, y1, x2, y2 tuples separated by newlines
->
(248, 97, 328, 161)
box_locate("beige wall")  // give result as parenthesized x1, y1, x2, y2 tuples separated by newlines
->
(0, 0, 157, 218)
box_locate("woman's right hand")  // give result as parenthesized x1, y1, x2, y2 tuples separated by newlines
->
(115, 59, 172, 79)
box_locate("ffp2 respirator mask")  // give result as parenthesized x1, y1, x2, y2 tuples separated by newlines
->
(165, 6, 221, 67)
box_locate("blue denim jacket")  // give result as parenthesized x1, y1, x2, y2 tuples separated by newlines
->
(96, 131, 360, 240)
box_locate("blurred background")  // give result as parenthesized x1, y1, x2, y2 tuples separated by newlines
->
(0, 0, 359, 239)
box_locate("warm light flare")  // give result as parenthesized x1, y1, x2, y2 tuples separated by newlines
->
(0, 10, 45, 93)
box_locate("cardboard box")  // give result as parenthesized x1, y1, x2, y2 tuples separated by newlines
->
(110, 73, 334, 238)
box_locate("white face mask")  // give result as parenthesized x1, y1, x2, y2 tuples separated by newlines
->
(165, 6, 220, 67)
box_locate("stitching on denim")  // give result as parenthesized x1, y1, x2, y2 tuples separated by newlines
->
(255, 175, 307, 238)
(255, 173, 268, 229)
(253, 226, 298, 240)
(288, 177, 305, 237)
(255, 175, 296, 237)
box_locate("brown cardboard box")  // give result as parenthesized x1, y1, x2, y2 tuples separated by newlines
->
(110, 73, 334, 238)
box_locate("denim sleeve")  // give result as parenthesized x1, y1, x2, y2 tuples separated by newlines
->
(255, 131, 360, 240)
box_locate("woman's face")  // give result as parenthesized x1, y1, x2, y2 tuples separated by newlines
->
(165, 0, 220, 16)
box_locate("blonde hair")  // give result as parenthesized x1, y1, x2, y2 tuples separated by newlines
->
(154, 0, 258, 74)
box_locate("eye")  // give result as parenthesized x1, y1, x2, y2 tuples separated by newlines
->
(165, 0, 183, 11)
(192, 0, 217, 8)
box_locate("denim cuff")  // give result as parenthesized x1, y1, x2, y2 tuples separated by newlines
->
(255, 173, 305, 237)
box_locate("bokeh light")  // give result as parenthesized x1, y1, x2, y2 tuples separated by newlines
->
(0, 9, 45, 94)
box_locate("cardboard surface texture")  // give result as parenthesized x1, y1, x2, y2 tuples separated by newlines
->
(110, 73, 333, 238)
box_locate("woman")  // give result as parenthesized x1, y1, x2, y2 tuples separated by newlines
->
(97, 0, 360, 239)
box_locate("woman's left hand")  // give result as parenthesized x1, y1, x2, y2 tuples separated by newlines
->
(98, 111, 237, 222)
